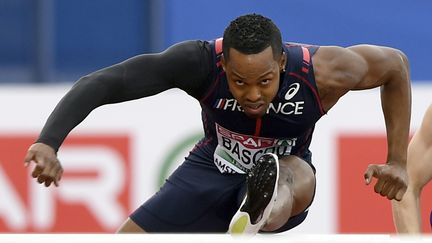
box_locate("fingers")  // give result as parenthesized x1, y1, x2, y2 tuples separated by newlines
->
(364, 163, 408, 201)
(387, 179, 407, 201)
(395, 187, 407, 201)
(366, 163, 408, 201)
(25, 143, 63, 188)
(374, 177, 387, 194)
(46, 161, 63, 187)
(35, 160, 63, 187)
(24, 149, 35, 167)
(31, 159, 63, 187)
(364, 164, 380, 185)
(385, 185, 399, 201)
(32, 164, 44, 178)
(375, 180, 406, 201)
(53, 167, 64, 187)
(376, 180, 395, 199)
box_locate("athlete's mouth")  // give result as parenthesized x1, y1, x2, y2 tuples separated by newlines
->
(247, 104, 262, 110)
(243, 103, 266, 116)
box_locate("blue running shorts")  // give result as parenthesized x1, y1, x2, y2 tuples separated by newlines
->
(129, 149, 315, 232)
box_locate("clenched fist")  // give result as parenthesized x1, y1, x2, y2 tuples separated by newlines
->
(364, 163, 408, 201)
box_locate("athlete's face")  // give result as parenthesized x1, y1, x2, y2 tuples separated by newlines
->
(222, 46, 286, 118)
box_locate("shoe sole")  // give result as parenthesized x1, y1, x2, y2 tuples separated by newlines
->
(229, 153, 279, 234)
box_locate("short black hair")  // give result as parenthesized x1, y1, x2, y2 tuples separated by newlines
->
(222, 14, 283, 61)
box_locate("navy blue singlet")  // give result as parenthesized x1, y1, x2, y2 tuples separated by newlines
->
(194, 38, 324, 174)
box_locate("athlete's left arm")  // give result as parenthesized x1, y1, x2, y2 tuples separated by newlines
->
(347, 45, 411, 201)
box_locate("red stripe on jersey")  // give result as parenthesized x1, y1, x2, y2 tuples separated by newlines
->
(254, 118, 262, 137)
(215, 38, 223, 54)
(301, 46, 310, 64)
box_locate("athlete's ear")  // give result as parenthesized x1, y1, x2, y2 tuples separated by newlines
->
(221, 54, 226, 72)
(279, 52, 287, 72)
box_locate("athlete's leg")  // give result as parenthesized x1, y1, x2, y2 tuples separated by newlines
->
(229, 153, 315, 234)
(117, 217, 147, 233)
(261, 155, 315, 231)
(121, 149, 246, 232)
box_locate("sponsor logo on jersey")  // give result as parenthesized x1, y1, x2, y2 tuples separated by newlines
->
(284, 83, 300, 100)
(214, 123, 296, 174)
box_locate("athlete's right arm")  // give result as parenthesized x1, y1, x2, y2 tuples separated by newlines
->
(392, 104, 432, 233)
(24, 40, 214, 187)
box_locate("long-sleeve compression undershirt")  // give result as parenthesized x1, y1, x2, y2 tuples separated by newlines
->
(37, 40, 214, 151)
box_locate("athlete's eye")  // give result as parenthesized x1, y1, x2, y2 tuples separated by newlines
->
(261, 79, 270, 85)
(235, 80, 244, 86)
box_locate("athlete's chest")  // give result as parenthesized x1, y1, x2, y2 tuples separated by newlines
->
(206, 74, 322, 139)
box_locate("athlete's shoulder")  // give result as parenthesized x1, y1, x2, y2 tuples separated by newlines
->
(165, 39, 213, 58)
(210, 38, 223, 55)
(284, 41, 319, 48)
(284, 41, 320, 57)
(316, 44, 406, 64)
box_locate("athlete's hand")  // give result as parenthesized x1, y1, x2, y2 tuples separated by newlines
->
(364, 162, 407, 201)
(24, 143, 63, 187)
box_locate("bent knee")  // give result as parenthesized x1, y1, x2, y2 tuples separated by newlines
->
(292, 174, 315, 213)
(279, 155, 316, 214)
(262, 210, 309, 233)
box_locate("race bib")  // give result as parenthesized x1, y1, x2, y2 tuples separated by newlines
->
(214, 123, 297, 174)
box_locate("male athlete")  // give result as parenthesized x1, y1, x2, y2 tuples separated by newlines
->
(392, 104, 432, 233)
(24, 14, 411, 234)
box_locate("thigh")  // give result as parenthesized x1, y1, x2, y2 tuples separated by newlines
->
(130, 160, 246, 232)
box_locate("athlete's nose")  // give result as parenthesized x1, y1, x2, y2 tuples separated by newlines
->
(245, 86, 262, 102)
